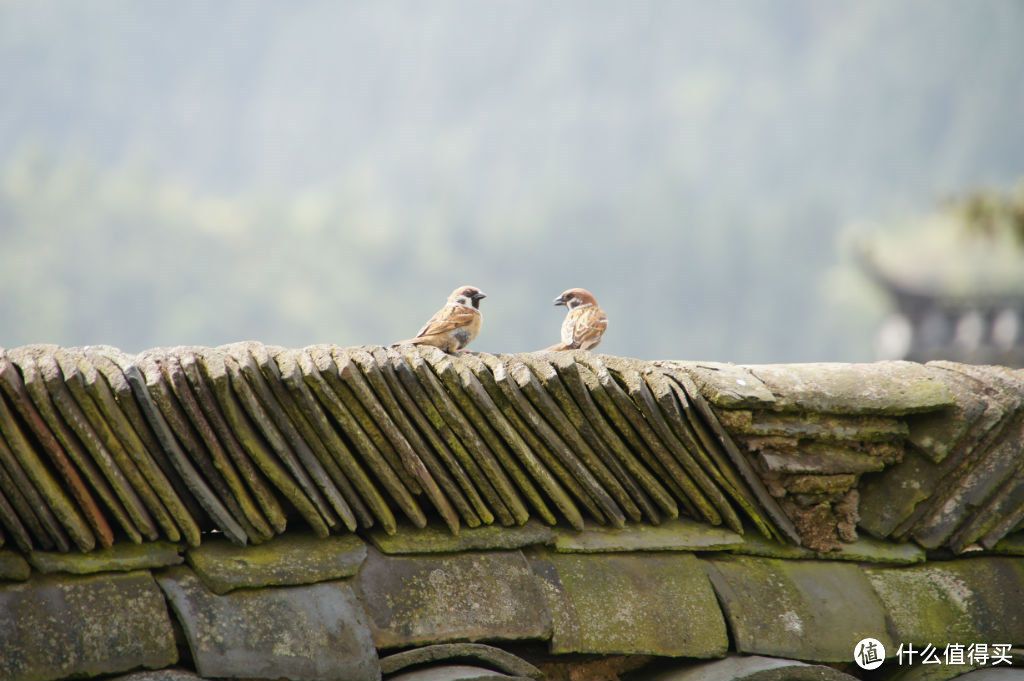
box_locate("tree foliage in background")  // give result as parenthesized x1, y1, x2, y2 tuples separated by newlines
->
(1, 1, 1023, 361)
(959, 180, 1024, 248)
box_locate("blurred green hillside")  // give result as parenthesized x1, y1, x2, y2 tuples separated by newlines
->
(1, 1, 1023, 361)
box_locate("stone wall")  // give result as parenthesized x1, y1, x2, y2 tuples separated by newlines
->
(0, 343, 1023, 681)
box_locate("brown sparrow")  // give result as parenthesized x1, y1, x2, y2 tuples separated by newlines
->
(392, 285, 487, 353)
(545, 288, 607, 351)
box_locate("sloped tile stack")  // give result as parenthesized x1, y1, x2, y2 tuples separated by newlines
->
(0, 343, 808, 554)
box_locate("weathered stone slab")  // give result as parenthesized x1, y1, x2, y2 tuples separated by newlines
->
(353, 547, 550, 648)
(729, 533, 926, 564)
(864, 558, 1024, 647)
(535, 654, 653, 680)
(380, 643, 543, 679)
(370, 521, 554, 554)
(528, 550, 728, 657)
(939, 670, 1024, 681)
(643, 654, 861, 681)
(783, 473, 857, 494)
(107, 671, 205, 681)
(993, 533, 1024, 555)
(858, 448, 940, 539)
(908, 365, 989, 463)
(389, 665, 533, 681)
(718, 409, 909, 441)
(0, 571, 177, 681)
(29, 541, 183, 574)
(673, 362, 778, 408)
(906, 365, 1024, 550)
(743, 362, 955, 415)
(156, 565, 378, 681)
(552, 517, 743, 553)
(702, 555, 893, 662)
(0, 550, 30, 580)
(186, 533, 367, 594)
(756, 447, 887, 475)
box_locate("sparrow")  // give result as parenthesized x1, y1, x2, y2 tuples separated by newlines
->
(392, 285, 487, 353)
(545, 288, 608, 351)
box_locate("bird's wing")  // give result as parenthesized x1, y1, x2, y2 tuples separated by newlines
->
(416, 304, 479, 338)
(571, 306, 608, 350)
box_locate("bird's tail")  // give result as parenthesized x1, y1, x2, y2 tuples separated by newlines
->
(390, 337, 428, 348)
(543, 342, 572, 351)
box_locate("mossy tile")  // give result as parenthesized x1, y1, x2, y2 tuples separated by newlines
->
(553, 518, 742, 553)
(380, 643, 543, 679)
(670, 361, 777, 409)
(858, 448, 941, 539)
(156, 565, 378, 681)
(864, 557, 1024, 648)
(185, 533, 366, 594)
(702, 555, 893, 662)
(933, 670, 1024, 681)
(742, 362, 955, 415)
(907, 366, 988, 463)
(993, 533, 1024, 556)
(878, 662, 980, 681)
(729, 534, 926, 564)
(369, 521, 554, 554)
(527, 550, 728, 657)
(643, 654, 862, 681)
(722, 409, 909, 442)
(29, 541, 183, 575)
(0, 550, 30, 580)
(106, 671, 205, 681)
(389, 665, 533, 681)
(352, 547, 550, 648)
(0, 571, 177, 681)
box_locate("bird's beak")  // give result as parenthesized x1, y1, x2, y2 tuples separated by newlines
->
(472, 291, 487, 301)
(553, 296, 566, 306)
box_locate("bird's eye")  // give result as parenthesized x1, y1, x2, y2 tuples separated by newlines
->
(463, 289, 475, 296)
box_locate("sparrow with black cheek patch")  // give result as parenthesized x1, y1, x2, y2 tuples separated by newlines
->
(545, 287, 607, 351)
(392, 285, 487, 353)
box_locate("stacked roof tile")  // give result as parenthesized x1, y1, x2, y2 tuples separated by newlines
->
(0, 345, 1022, 555)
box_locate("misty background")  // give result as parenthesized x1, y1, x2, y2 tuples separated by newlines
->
(1, 1, 1023, 362)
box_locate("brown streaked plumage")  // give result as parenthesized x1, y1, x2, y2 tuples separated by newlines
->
(545, 287, 607, 351)
(392, 285, 486, 353)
